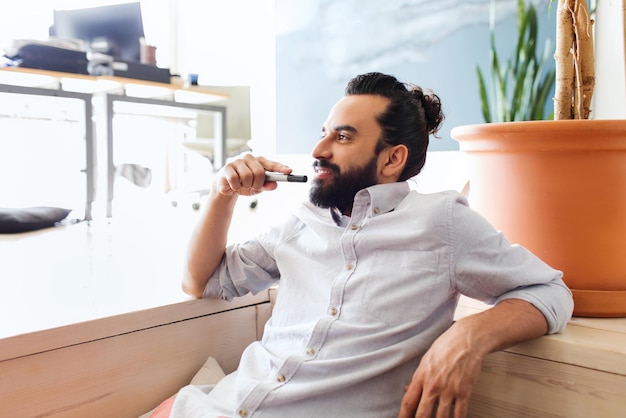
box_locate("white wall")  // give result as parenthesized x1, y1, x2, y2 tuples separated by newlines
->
(168, 0, 276, 154)
(593, 0, 626, 118)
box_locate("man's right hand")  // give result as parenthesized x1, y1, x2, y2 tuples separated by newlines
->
(216, 153, 294, 197)
(182, 154, 294, 298)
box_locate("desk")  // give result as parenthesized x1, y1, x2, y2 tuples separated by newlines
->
(103, 94, 226, 217)
(0, 67, 228, 219)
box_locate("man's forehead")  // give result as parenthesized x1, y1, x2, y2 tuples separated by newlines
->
(324, 94, 389, 129)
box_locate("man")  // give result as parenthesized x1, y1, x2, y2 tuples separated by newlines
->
(174, 72, 573, 418)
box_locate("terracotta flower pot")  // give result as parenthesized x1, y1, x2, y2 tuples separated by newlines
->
(451, 119, 626, 317)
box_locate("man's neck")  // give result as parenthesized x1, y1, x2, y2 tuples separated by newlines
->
(331, 207, 349, 224)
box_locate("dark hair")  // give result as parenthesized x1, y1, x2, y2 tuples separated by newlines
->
(344, 72, 444, 181)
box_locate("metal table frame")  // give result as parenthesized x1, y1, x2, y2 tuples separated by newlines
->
(104, 93, 226, 217)
(0, 83, 95, 221)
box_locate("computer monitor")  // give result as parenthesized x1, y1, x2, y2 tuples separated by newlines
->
(51, 2, 145, 62)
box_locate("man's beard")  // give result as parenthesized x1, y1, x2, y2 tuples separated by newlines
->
(309, 155, 379, 214)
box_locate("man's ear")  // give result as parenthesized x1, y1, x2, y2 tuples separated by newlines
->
(380, 144, 408, 181)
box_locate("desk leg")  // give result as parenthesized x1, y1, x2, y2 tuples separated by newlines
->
(83, 96, 95, 221)
(106, 95, 115, 218)
(213, 109, 226, 170)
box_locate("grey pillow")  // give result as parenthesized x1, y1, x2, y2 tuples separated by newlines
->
(0, 207, 72, 233)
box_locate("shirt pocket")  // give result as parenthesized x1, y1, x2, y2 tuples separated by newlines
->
(360, 250, 443, 326)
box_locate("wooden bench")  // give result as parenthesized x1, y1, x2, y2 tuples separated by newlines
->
(457, 297, 626, 417)
(0, 291, 273, 418)
(2, 289, 625, 417)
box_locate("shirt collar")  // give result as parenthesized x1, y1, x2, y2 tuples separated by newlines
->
(354, 181, 410, 218)
(303, 182, 411, 227)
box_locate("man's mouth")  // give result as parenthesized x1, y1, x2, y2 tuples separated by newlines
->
(313, 161, 338, 180)
(315, 167, 334, 178)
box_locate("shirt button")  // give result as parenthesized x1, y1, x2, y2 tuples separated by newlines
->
(351, 224, 358, 231)
(238, 408, 249, 417)
(276, 374, 286, 382)
(373, 207, 380, 214)
(328, 307, 338, 316)
(306, 347, 316, 356)
(346, 263, 353, 270)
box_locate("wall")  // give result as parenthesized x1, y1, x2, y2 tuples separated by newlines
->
(171, 0, 277, 155)
(593, 0, 626, 118)
(275, 0, 555, 154)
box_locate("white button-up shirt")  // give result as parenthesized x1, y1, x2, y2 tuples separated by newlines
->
(171, 182, 573, 418)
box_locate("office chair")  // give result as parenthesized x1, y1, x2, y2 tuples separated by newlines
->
(179, 137, 250, 209)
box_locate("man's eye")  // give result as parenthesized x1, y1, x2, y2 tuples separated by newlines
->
(338, 134, 348, 141)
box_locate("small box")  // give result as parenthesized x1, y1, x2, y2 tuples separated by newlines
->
(112, 60, 170, 84)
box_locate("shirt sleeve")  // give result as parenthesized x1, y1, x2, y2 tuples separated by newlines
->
(448, 193, 574, 333)
(203, 225, 283, 300)
(202, 238, 280, 300)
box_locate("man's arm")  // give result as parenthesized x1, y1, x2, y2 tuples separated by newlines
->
(398, 298, 548, 418)
(182, 190, 238, 298)
(181, 154, 292, 298)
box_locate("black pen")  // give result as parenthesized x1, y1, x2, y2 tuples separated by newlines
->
(265, 173, 308, 183)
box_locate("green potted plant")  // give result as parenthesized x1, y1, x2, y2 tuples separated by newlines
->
(451, 0, 626, 317)
(476, 0, 556, 123)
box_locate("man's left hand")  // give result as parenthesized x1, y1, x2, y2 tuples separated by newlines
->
(397, 321, 484, 418)
(397, 299, 549, 418)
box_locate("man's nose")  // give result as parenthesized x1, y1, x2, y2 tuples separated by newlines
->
(311, 136, 332, 160)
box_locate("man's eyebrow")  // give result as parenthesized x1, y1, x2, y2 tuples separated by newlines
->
(322, 124, 357, 133)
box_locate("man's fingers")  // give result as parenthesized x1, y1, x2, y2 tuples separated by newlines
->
(256, 156, 293, 175)
(453, 402, 467, 418)
(218, 154, 293, 196)
(433, 399, 452, 418)
(398, 381, 423, 418)
(414, 396, 439, 418)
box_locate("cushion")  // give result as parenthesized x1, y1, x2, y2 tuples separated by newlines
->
(189, 356, 226, 385)
(138, 356, 226, 418)
(0, 207, 72, 233)
(145, 396, 175, 418)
